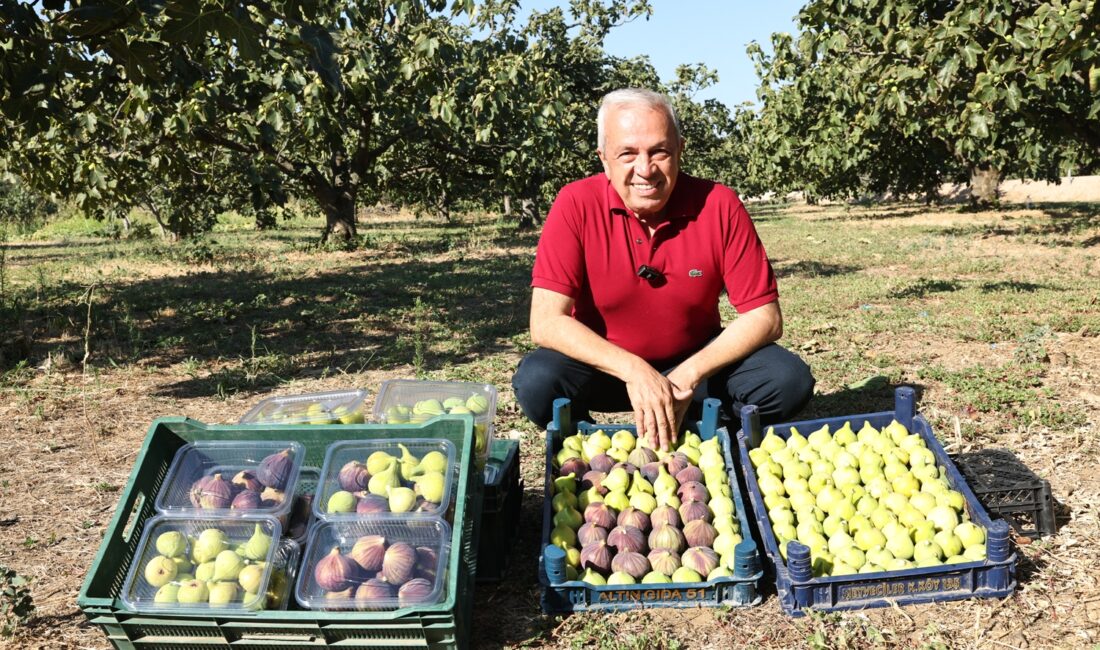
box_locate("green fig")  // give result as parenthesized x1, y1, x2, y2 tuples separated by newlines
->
(388, 486, 417, 513)
(194, 561, 215, 582)
(238, 564, 265, 594)
(154, 583, 180, 603)
(208, 581, 239, 606)
(366, 451, 395, 475)
(192, 528, 228, 564)
(156, 531, 188, 558)
(466, 394, 489, 414)
(212, 549, 246, 582)
(144, 555, 178, 588)
(176, 579, 208, 604)
(242, 523, 272, 561)
(414, 450, 448, 475)
(397, 443, 420, 480)
(653, 465, 678, 496)
(413, 471, 446, 503)
(367, 458, 401, 497)
(327, 490, 357, 514)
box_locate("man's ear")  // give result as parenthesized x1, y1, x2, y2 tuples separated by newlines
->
(597, 149, 611, 178)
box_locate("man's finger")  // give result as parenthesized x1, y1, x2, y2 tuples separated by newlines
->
(664, 402, 678, 448)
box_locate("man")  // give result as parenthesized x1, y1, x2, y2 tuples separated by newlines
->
(512, 88, 814, 450)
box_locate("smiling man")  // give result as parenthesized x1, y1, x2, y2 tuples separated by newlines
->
(512, 88, 815, 449)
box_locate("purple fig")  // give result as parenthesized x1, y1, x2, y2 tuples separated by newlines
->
(559, 458, 589, 479)
(682, 546, 720, 577)
(257, 448, 294, 490)
(678, 481, 710, 503)
(416, 546, 439, 582)
(355, 578, 394, 602)
(382, 543, 417, 586)
(679, 500, 712, 524)
(640, 462, 663, 484)
(584, 502, 617, 529)
(398, 578, 435, 606)
(325, 586, 355, 601)
(648, 548, 681, 576)
(260, 486, 285, 507)
(607, 525, 646, 554)
(188, 475, 212, 507)
(648, 524, 686, 554)
(611, 551, 650, 580)
(616, 507, 650, 533)
(650, 505, 681, 529)
(315, 547, 359, 592)
(613, 462, 638, 476)
(198, 473, 233, 509)
(665, 454, 690, 476)
(230, 489, 262, 510)
(628, 447, 658, 467)
(675, 465, 703, 485)
(683, 520, 718, 548)
(356, 493, 389, 514)
(589, 453, 615, 473)
(580, 540, 612, 574)
(577, 523, 609, 547)
(350, 535, 387, 573)
(232, 470, 264, 493)
(581, 470, 608, 494)
(338, 461, 370, 492)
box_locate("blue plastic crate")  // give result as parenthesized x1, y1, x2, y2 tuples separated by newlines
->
(539, 398, 762, 613)
(736, 386, 1017, 616)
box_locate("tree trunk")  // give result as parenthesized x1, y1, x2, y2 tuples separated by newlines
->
(316, 185, 357, 243)
(969, 166, 1000, 207)
(516, 193, 541, 230)
(503, 195, 512, 218)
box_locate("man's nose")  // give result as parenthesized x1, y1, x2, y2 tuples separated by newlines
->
(633, 153, 654, 175)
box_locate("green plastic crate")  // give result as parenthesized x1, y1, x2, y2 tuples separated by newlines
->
(78, 416, 482, 650)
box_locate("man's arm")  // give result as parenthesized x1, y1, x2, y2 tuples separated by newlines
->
(665, 300, 784, 426)
(530, 287, 691, 450)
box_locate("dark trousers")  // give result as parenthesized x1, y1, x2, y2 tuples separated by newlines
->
(512, 343, 815, 429)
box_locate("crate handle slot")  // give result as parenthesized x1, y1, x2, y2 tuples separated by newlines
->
(119, 492, 146, 543)
(740, 405, 762, 449)
(895, 386, 915, 429)
(551, 398, 574, 438)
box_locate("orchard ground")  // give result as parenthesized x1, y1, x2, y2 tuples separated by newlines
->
(0, 187, 1098, 649)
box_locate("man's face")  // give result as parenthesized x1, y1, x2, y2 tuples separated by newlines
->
(598, 104, 684, 220)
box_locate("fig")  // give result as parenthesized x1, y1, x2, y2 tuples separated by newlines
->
(628, 447, 658, 467)
(193, 528, 228, 564)
(577, 523, 609, 547)
(398, 578, 435, 606)
(176, 579, 209, 604)
(238, 564, 265, 594)
(580, 470, 607, 493)
(355, 578, 394, 602)
(257, 448, 294, 490)
(144, 555, 178, 587)
(466, 394, 489, 414)
(382, 543, 417, 586)
(232, 470, 264, 493)
(242, 523, 272, 560)
(338, 461, 370, 492)
(589, 453, 615, 473)
(188, 475, 212, 508)
(366, 451, 395, 475)
(665, 454, 690, 476)
(559, 458, 589, 479)
(416, 546, 439, 582)
(198, 473, 234, 509)
(648, 548, 681, 576)
(678, 481, 710, 503)
(683, 520, 718, 548)
(388, 486, 417, 513)
(325, 587, 355, 601)
(315, 547, 359, 593)
(579, 540, 612, 574)
(640, 462, 663, 484)
(350, 535, 387, 573)
(231, 489, 262, 510)
(679, 500, 712, 524)
(413, 471, 446, 504)
(155, 531, 187, 559)
(616, 507, 650, 533)
(607, 525, 646, 554)
(607, 571, 636, 585)
(368, 458, 401, 497)
(611, 551, 650, 581)
(356, 493, 389, 514)
(675, 465, 704, 485)
(650, 505, 681, 529)
(583, 502, 617, 529)
(648, 524, 686, 554)
(212, 549, 245, 581)
(612, 462, 638, 477)
(327, 490, 357, 514)
(682, 546, 719, 577)
(260, 486, 285, 507)
(671, 566, 703, 583)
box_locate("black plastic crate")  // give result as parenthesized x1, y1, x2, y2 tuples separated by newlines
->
(950, 448, 1056, 539)
(477, 439, 522, 583)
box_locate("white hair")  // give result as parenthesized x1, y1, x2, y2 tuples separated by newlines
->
(597, 88, 682, 151)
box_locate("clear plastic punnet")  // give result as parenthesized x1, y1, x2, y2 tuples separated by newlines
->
(155, 441, 305, 519)
(120, 515, 282, 614)
(373, 379, 497, 467)
(239, 389, 370, 425)
(313, 439, 456, 522)
(295, 517, 452, 611)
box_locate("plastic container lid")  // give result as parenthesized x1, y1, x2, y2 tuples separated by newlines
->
(121, 514, 282, 614)
(239, 389, 370, 425)
(372, 379, 497, 464)
(295, 517, 451, 610)
(155, 441, 305, 519)
(313, 439, 456, 522)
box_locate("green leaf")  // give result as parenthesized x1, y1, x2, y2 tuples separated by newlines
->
(968, 112, 989, 138)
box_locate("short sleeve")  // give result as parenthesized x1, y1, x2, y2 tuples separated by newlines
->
(722, 197, 779, 313)
(532, 189, 586, 299)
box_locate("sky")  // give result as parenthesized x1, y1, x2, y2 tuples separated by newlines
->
(520, 0, 808, 108)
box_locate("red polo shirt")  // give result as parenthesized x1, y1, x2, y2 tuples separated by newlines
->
(532, 172, 778, 368)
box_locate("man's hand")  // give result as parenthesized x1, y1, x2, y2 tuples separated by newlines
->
(624, 361, 693, 451)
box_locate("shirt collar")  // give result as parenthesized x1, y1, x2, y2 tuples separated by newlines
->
(605, 172, 695, 221)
